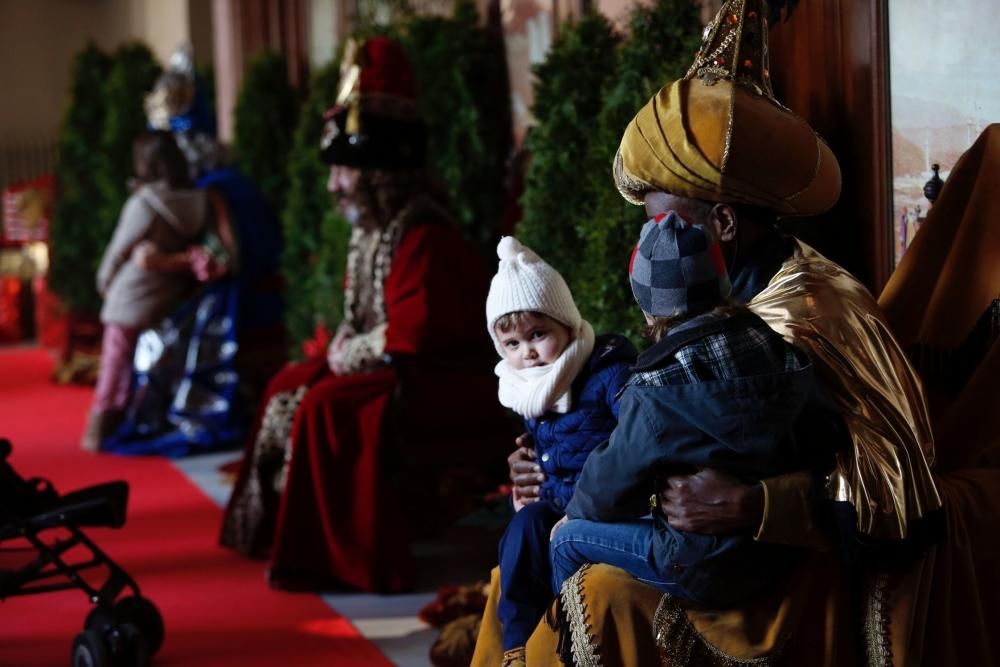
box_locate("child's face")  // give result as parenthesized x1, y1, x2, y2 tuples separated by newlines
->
(496, 313, 572, 370)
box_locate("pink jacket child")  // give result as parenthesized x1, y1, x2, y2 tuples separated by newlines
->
(83, 131, 210, 451)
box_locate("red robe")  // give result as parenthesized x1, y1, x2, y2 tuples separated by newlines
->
(222, 218, 505, 592)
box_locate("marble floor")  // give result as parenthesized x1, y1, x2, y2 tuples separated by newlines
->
(172, 451, 500, 667)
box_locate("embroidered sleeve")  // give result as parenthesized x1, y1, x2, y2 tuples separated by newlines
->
(336, 322, 388, 374)
(755, 471, 831, 549)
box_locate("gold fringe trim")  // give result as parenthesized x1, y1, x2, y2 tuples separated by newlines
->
(862, 572, 894, 667)
(613, 149, 655, 207)
(653, 595, 779, 667)
(221, 385, 307, 553)
(560, 563, 604, 667)
(267, 386, 309, 493)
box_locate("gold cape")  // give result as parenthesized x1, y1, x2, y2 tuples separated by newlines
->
(749, 240, 941, 541)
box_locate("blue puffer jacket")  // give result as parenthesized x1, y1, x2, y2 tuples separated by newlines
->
(525, 333, 636, 510)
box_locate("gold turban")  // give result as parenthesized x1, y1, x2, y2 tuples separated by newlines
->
(614, 0, 841, 216)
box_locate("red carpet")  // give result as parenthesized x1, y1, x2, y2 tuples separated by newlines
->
(0, 347, 394, 666)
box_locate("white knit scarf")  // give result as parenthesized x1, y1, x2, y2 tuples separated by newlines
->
(495, 321, 596, 419)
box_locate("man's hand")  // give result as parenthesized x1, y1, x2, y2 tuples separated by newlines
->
(659, 468, 764, 535)
(326, 325, 354, 375)
(508, 433, 545, 511)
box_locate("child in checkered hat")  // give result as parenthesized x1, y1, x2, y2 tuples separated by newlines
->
(550, 211, 819, 608)
(486, 237, 636, 667)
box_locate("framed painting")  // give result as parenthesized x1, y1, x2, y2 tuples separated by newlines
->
(887, 0, 1000, 267)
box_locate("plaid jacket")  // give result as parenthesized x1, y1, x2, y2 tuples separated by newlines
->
(629, 308, 801, 388)
(567, 307, 814, 607)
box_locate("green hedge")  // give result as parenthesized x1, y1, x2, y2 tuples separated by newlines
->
(50, 43, 160, 315)
(402, 0, 512, 260)
(280, 61, 351, 352)
(96, 43, 162, 245)
(577, 0, 702, 341)
(233, 52, 300, 213)
(49, 44, 112, 315)
(515, 11, 621, 294)
(517, 0, 701, 342)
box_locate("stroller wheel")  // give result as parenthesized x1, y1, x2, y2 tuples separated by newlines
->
(113, 596, 164, 656)
(71, 630, 111, 667)
(84, 606, 113, 634)
(111, 623, 149, 667)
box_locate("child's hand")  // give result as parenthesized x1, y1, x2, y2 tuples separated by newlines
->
(512, 487, 526, 513)
(550, 515, 569, 540)
(189, 246, 226, 281)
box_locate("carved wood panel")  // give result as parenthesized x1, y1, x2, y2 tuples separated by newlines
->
(769, 0, 892, 291)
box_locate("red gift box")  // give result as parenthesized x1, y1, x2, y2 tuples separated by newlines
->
(0, 276, 22, 343)
(2, 174, 54, 246)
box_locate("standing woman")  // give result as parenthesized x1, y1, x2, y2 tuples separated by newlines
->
(82, 131, 209, 451)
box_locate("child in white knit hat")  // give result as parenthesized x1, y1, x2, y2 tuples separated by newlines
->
(486, 236, 636, 667)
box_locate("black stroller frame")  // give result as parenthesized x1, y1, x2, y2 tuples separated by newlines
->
(0, 438, 164, 667)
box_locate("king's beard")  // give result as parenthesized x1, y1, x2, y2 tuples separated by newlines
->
(334, 169, 422, 231)
(337, 191, 380, 230)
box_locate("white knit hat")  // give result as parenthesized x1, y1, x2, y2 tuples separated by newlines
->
(486, 237, 582, 351)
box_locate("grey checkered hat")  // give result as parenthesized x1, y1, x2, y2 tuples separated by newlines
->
(629, 212, 732, 317)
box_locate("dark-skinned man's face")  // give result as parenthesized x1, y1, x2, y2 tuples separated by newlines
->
(643, 191, 736, 247)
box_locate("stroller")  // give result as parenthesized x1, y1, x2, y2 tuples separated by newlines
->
(0, 438, 164, 666)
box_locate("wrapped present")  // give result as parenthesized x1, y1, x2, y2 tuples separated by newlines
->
(0, 276, 23, 343)
(2, 175, 54, 245)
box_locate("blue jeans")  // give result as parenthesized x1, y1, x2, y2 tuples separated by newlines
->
(497, 500, 563, 651)
(550, 517, 696, 599)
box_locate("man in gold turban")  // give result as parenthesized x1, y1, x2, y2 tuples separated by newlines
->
(473, 0, 1000, 664)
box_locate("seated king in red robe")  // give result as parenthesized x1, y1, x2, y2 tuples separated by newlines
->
(220, 36, 495, 593)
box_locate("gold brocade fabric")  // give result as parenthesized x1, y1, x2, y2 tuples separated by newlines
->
(613, 0, 841, 217)
(220, 386, 307, 555)
(614, 79, 840, 216)
(748, 240, 941, 541)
